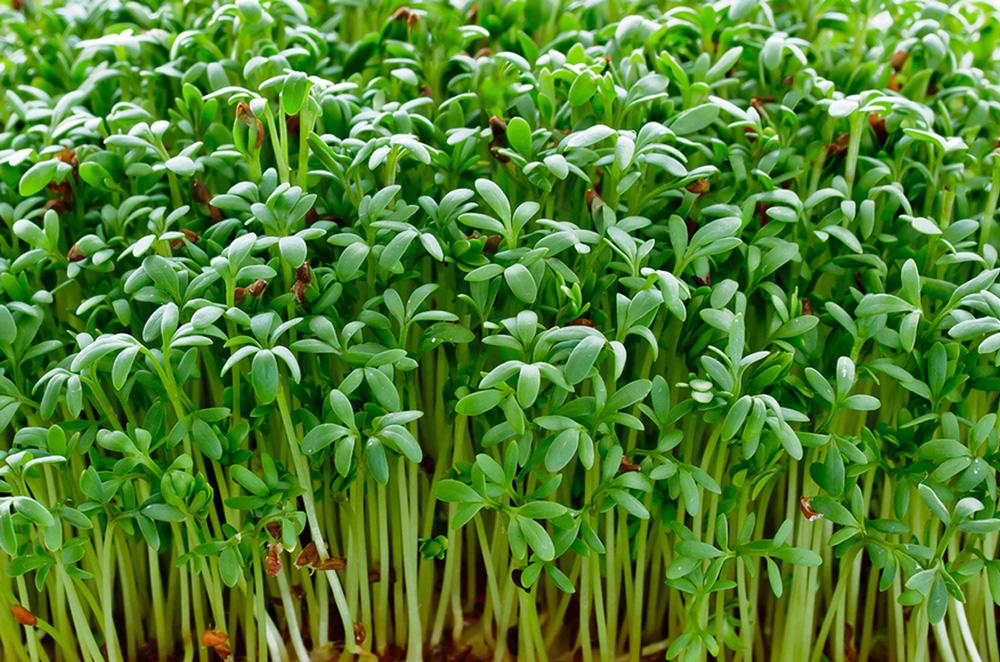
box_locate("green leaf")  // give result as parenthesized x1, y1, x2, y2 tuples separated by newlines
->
(905, 215, 942, 235)
(771, 420, 802, 460)
(610, 490, 650, 519)
(565, 125, 615, 148)
(516, 364, 540, 407)
(79, 161, 112, 189)
(918, 484, 950, 525)
(504, 264, 537, 303)
(456, 390, 504, 416)
(143, 504, 187, 523)
(778, 548, 822, 567)
(722, 395, 751, 440)
(835, 356, 856, 398)
(919, 439, 970, 462)
(766, 557, 783, 597)
(165, 155, 197, 176)
(728, 0, 756, 20)
(334, 434, 355, 477)
(811, 445, 845, 496)
(365, 438, 389, 484)
(927, 576, 948, 624)
(689, 217, 740, 253)
(336, 242, 370, 280)
(281, 71, 309, 115)
(302, 423, 343, 454)
(144, 255, 179, 297)
(667, 555, 699, 580)
(676, 540, 722, 559)
(279, 235, 308, 267)
(13, 220, 45, 247)
(544, 429, 579, 473)
(519, 501, 567, 520)
(773, 315, 818, 339)
(191, 418, 223, 460)
(251, 350, 279, 404)
(0, 307, 16, 345)
(111, 346, 140, 390)
(856, 294, 915, 317)
(15, 498, 55, 528)
(843, 394, 880, 411)
(19, 159, 59, 196)
(518, 517, 555, 561)
(0, 513, 15, 555)
(828, 99, 859, 117)
(546, 563, 575, 593)
(569, 73, 598, 107)
(475, 178, 511, 223)
(988, 563, 1000, 606)
(231, 466, 268, 496)
(760, 33, 785, 70)
(381, 425, 422, 463)
(670, 103, 720, 135)
(364, 367, 400, 410)
(475, 454, 506, 484)
(809, 496, 856, 526)
(433, 479, 482, 504)
(329, 389, 354, 426)
(804, 369, 834, 404)
(907, 568, 936, 595)
(605, 379, 651, 413)
(544, 154, 569, 179)
(564, 336, 603, 384)
(506, 117, 532, 154)
(220, 547, 241, 588)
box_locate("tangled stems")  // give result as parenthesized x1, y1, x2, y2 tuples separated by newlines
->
(3, 1, 1000, 661)
(274, 386, 358, 655)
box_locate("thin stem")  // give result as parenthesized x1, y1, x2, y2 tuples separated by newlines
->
(276, 566, 311, 662)
(810, 547, 860, 662)
(58, 567, 104, 662)
(474, 515, 502, 638)
(275, 385, 358, 654)
(952, 599, 983, 662)
(845, 113, 864, 194)
(99, 521, 122, 662)
(376, 481, 390, 653)
(265, 109, 290, 184)
(15, 576, 41, 662)
(397, 459, 422, 662)
(981, 156, 1000, 251)
(933, 617, 959, 662)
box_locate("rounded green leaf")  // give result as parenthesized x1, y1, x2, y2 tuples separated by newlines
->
(569, 73, 598, 107)
(251, 349, 279, 404)
(504, 264, 537, 303)
(19, 160, 59, 197)
(506, 117, 532, 154)
(670, 103, 720, 135)
(455, 390, 504, 416)
(165, 155, 197, 176)
(518, 517, 555, 561)
(544, 429, 579, 473)
(302, 423, 342, 454)
(433, 479, 481, 504)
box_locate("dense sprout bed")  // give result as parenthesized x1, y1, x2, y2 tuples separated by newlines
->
(2, 0, 1000, 661)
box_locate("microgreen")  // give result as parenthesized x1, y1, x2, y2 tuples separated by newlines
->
(1, 1, 1000, 661)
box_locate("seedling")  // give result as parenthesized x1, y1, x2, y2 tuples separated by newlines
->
(0, 1, 998, 662)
